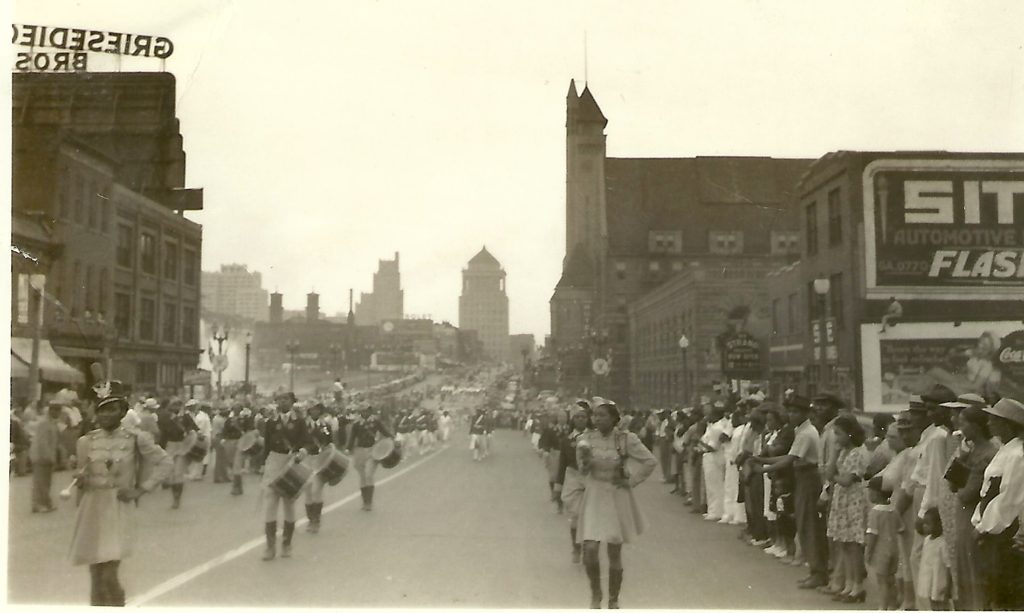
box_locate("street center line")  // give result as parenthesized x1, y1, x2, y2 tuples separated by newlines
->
(127, 444, 450, 607)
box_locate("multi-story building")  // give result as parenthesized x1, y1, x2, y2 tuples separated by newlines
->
(789, 151, 1024, 410)
(629, 258, 786, 408)
(765, 261, 806, 397)
(355, 252, 404, 326)
(550, 79, 811, 403)
(459, 247, 510, 362)
(12, 72, 204, 393)
(201, 264, 270, 322)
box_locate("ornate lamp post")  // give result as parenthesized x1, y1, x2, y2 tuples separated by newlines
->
(286, 339, 300, 393)
(213, 326, 229, 399)
(678, 333, 690, 406)
(813, 277, 831, 394)
(244, 331, 253, 393)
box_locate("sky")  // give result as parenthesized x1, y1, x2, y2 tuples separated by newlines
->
(11, 0, 1024, 343)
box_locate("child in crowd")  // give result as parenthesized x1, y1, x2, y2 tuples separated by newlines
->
(916, 507, 951, 610)
(865, 476, 901, 610)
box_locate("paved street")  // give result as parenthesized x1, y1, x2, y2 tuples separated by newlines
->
(8, 424, 868, 609)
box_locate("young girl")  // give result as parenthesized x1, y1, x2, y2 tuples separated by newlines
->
(917, 507, 951, 610)
(866, 476, 901, 610)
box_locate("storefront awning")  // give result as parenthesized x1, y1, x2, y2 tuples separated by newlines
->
(11, 337, 85, 384)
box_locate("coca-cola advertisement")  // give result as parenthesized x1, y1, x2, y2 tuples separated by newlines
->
(861, 321, 1024, 413)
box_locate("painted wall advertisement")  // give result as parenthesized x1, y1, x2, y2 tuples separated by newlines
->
(862, 158, 1024, 299)
(862, 321, 1024, 413)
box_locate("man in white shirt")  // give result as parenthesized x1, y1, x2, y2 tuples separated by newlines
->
(187, 400, 213, 481)
(973, 397, 1024, 610)
(700, 402, 729, 522)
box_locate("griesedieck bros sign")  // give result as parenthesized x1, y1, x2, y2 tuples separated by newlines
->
(12, 24, 174, 72)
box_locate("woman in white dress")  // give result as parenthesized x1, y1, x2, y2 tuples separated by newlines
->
(576, 399, 657, 609)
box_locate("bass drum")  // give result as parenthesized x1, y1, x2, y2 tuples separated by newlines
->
(372, 438, 403, 469)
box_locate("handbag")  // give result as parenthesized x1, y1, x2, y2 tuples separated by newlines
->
(943, 457, 970, 492)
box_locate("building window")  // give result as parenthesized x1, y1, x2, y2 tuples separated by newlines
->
(114, 293, 131, 338)
(771, 230, 800, 255)
(163, 302, 178, 344)
(136, 362, 157, 386)
(85, 265, 95, 312)
(648, 260, 661, 272)
(139, 297, 156, 341)
(140, 232, 156, 274)
(183, 249, 198, 286)
(164, 241, 179, 280)
(771, 298, 780, 335)
(787, 292, 798, 334)
(72, 260, 82, 315)
(807, 281, 820, 327)
(75, 177, 85, 224)
(88, 185, 98, 229)
(182, 306, 196, 346)
(805, 202, 818, 255)
(671, 261, 683, 272)
(827, 188, 842, 246)
(709, 230, 743, 254)
(829, 272, 844, 329)
(116, 225, 133, 268)
(98, 268, 109, 316)
(101, 200, 110, 233)
(648, 231, 682, 254)
(159, 363, 180, 388)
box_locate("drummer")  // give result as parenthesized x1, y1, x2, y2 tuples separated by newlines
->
(346, 406, 393, 511)
(157, 398, 198, 510)
(397, 409, 418, 458)
(303, 402, 335, 534)
(222, 405, 246, 496)
(258, 394, 313, 561)
(469, 407, 489, 462)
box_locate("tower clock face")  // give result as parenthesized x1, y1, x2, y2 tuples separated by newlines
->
(383, 321, 395, 333)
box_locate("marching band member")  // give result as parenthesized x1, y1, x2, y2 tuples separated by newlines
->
(347, 406, 393, 511)
(559, 401, 592, 563)
(469, 407, 488, 462)
(157, 399, 198, 509)
(439, 409, 452, 442)
(187, 402, 212, 481)
(397, 409, 419, 457)
(303, 402, 335, 533)
(575, 398, 657, 609)
(220, 405, 244, 495)
(258, 394, 312, 561)
(70, 381, 172, 606)
(423, 409, 439, 453)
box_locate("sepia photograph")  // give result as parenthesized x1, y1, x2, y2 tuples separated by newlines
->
(6, 0, 1024, 609)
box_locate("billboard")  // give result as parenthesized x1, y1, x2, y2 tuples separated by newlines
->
(862, 158, 1024, 300)
(861, 321, 1024, 413)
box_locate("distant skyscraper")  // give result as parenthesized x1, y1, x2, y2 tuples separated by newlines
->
(459, 247, 510, 362)
(201, 264, 270, 322)
(355, 252, 404, 325)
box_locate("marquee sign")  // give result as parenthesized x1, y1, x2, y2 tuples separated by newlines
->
(12, 24, 174, 73)
(721, 331, 764, 379)
(862, 158, 1024, 300)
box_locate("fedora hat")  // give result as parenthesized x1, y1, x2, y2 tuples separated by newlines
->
(983, 398, 1024, 428)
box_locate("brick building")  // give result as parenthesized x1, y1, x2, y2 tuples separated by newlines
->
(789, 151, 1024, 410)
(355, 252, 404, 326)
(202, 264, 270, 322)
(551, 79, 811, 403)
(12, 72, 204, 393)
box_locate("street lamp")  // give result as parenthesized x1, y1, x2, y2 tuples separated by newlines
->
(678, 333, 690, 406)
(286, 339, 300, 393)
(244, 331, 253, 394)
(813, 277, 831, 394)
(213, 326, 229, 399)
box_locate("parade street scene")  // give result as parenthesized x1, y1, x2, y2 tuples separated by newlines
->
(7, 1, 1024, 610)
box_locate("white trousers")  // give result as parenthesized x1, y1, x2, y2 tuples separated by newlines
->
(702, 451, 726, 518)
(723, 460, 746, 522)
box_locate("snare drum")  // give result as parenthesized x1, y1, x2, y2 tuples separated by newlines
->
(238, 431, 261, 456)
(185, 437, 208, 462)
(316, 447, 350, 486)
(371, 438, 395, 462)
(380, 440, 403, 469)
(270, 460, 313, 499)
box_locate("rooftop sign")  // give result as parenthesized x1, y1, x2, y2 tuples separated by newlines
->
(11, 24, 174, 72)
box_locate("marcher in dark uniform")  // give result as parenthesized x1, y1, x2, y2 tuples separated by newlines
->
(221, 406, 245, 495)
(157, 399, 198, 509)
(347, 406, 392, 511)
(469, 407, 489, 462)
(303, 402, 335, 533)
(70, 381, 171, 606)
(540, 411, 569, 511)
(258, 394, 313, 560)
